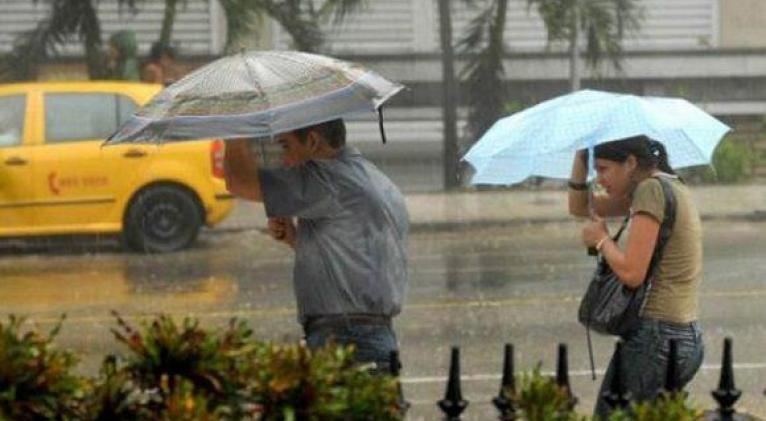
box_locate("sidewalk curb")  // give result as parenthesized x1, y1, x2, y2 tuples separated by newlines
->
(210, 210, 766, 236)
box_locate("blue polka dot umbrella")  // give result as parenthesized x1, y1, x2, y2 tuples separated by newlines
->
(462, 89, 731, 185)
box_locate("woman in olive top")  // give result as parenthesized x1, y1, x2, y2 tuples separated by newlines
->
(568, 135, 704, 418)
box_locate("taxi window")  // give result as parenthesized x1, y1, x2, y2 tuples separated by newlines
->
(117, 95, 137, 125)
(44, 93, 137, 143)
(0, 95, 26, 148)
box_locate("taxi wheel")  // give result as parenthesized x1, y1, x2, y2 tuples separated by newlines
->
(124, 185, 204, 253)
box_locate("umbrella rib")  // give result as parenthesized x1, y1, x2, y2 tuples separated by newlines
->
(241, 53, 271, 131)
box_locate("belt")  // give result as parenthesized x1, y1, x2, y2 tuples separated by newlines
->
(303, 313, 391, 333)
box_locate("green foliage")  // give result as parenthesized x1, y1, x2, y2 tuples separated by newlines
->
(608, 392, 703, 421)
(98, 312, 401, 420)
(248, 342, 401, 420)
(85, 355, 159, 420)
(526, 0, 643, 79)
(513, 366, 586, 421)
(0, 0, 139, 82)
(457, 0, 510, 142)
(504, 100, 528, 115)
(107, 312, 260, 418)
(218, 0, 368, 53)
(0, 315, 88, 420)
(704, 137, 752, 183)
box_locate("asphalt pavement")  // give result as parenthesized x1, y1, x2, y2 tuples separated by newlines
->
(1, 183, 765, 420)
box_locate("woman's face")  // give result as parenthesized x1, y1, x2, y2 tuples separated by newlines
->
(594, 156, 637, 198)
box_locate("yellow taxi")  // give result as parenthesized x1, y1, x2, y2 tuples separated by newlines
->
(0, 81, 234, 252)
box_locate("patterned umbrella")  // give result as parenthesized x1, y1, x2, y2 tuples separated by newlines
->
(106, 50, 404, 144)
(462, 89, 732, 185)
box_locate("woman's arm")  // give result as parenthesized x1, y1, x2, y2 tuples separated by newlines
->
(582, 212, 660, 289)
(568, 150, 631, 218)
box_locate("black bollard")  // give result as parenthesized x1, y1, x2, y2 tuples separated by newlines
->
(556, 343, 578, 410)
(389, 350, 411, 416)
(664, 338, 682, 395)
(438, 347, 469, 420)
(492, 343, 516, 420)
(602, 341, 631, 411)
(711, 337, 741, 420)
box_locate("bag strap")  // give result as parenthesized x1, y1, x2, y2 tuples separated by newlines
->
(611, 214, 631, 242)
(645, 175, 679, 280)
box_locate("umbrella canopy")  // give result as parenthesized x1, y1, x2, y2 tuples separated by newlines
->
(106, 50, 404, 144)
(463, 89, 732, 185)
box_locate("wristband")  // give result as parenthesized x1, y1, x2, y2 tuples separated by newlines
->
(568, 180, 590, 191)
(595, 236, 609, 252)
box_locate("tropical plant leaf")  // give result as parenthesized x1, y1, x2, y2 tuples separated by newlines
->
(457, 0, 510, 143)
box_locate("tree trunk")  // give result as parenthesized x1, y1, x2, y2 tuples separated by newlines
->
(437, 0, 460, 190)
(159, 0, 179, 47)
(569, 2, 581, 91)
(492, 0, 509, 45)
(82, 1, 105, 79)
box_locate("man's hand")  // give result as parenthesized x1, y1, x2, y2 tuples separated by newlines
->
(267, 217, 296, 248)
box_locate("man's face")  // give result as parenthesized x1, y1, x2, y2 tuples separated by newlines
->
(276, 131, 313, 167)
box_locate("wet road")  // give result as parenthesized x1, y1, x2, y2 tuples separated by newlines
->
(1, 218, 765, 420)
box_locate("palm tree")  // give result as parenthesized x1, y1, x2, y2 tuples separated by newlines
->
(0, 0, 365, 82)
(158, 0, 183, 48)
(224, 0, 367, 53)
(0, 0, 139, 81)
(456, 0, 509, 144)
(527, 0, 642, 91)
(156, 0, 367, 54)
(435, 0, 510, 188)
(437, 0, 460, 189)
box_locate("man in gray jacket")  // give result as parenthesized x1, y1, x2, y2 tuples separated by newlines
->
(224, 119, 408, 372)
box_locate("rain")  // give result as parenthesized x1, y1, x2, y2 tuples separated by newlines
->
(2, 1, 766, 420)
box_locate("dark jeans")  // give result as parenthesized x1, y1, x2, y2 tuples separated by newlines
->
(304, 322, 399, 374)
(594, 318, 704, 419)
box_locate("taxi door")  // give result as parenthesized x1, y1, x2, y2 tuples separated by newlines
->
(0, 91, 36, 235)
(32, 90, 152, 233)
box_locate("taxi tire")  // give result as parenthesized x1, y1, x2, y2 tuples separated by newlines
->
(123, 185, 203, 253)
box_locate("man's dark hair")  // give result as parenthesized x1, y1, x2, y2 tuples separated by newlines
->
(149, 42, 176, 62)
(295, 119, 346, 149)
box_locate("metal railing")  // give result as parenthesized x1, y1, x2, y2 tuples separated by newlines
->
(388, 337, 759, 420)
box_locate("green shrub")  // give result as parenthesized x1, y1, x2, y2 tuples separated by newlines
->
(608, 392, 703, 421)
(512, 365, 586, 421)
(703, 137, 752, 183)
(0, 315, 88, 420)
(102, 313, 402, 420)
(104, 312, 263, 419)
(247, 342, 401, 420)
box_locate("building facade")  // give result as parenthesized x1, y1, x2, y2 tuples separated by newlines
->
(2, 0, 764, 188)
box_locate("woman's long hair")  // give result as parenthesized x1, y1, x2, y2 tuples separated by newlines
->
(591, 135, 676, 175)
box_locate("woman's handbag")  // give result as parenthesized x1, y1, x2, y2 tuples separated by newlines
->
(577, 176, 678, 337)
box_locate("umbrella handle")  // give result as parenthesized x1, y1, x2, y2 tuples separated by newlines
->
(586, 145, 597, 257)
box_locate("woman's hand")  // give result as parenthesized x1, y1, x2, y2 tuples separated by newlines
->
(582, 211, 609, 248)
